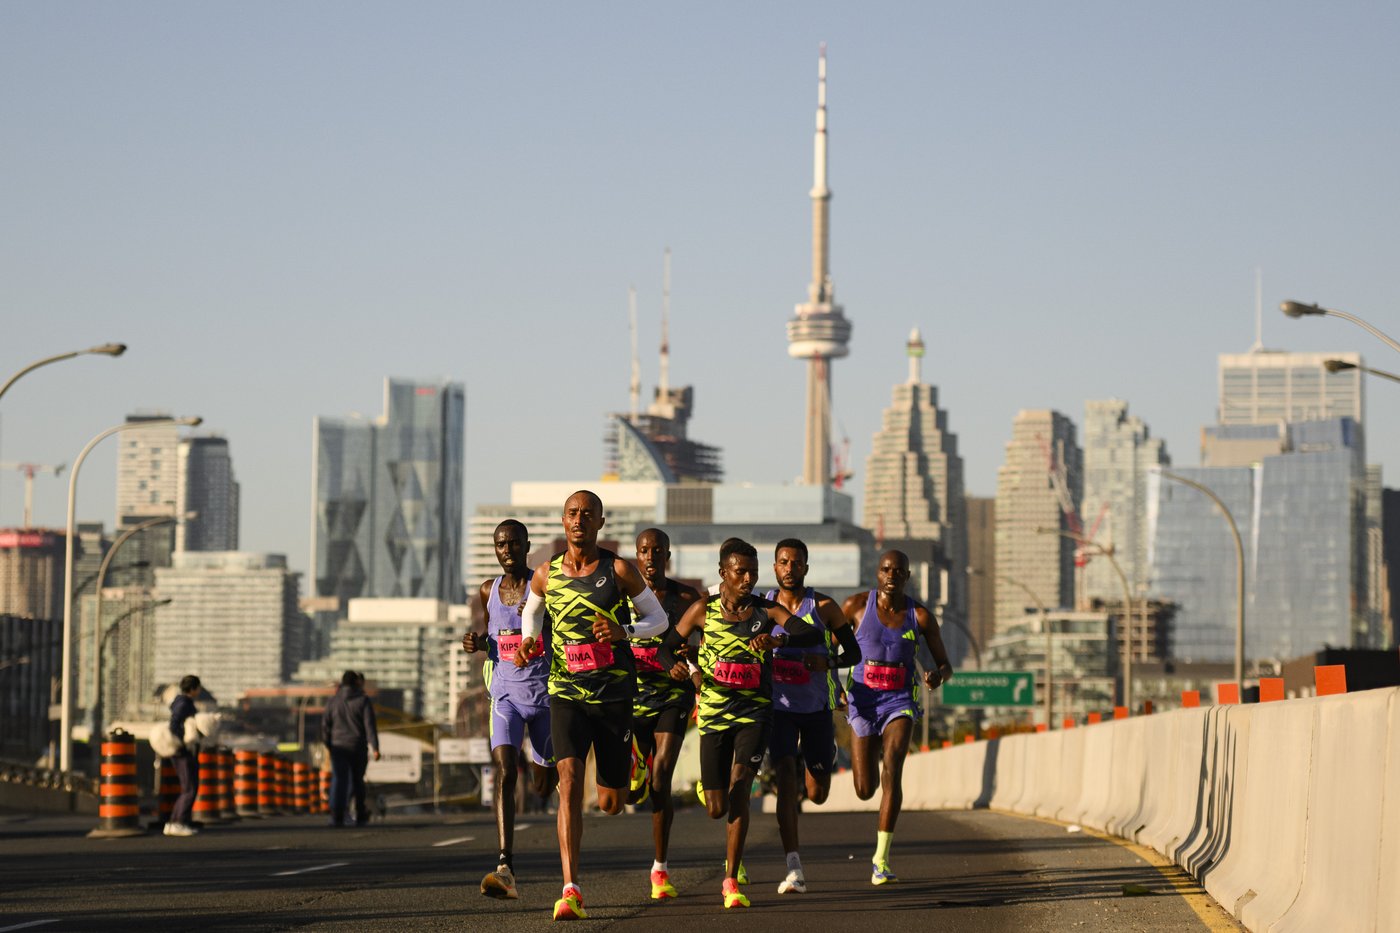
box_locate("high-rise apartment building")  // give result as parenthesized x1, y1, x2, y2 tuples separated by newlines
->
(312, 378, 465, 604)
(153, 552, 305, 704)
(862, 328, 966, 644)
(1081, 400, 1169, 604)
(177, 436, 239, 552)
(995, 410, 1081, 633)
(1147, 418, 1371, 663)
(116, 413, 180, 525)
(0, 529, 65, 621)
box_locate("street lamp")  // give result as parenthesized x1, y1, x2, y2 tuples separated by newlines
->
(59, 415, 201, 773)
(1323, 358, 1400, 385)
(88, 516, 178, 745)
(0, 344, 127, 406)
(1036, 527, 1136, 710)
(1158, 470, 1246, 692)
(1280, 301, 1400, 355)
(970, 566, 1051, 728)
(93, 597, 172, 739)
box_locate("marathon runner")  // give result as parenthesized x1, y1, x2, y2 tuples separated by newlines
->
(513, 490, 671, 922)
(627, 527, 702, 900)
(841, 549, 953, 886)
(764, 538, 862, 895)
(461, 519, 557, 899)
(657, 538, 825, 909)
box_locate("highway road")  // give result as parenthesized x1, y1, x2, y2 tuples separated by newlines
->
(0, 804, 1241, 931)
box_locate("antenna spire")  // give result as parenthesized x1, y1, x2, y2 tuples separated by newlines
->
(808, 42, 832, 306)
(659, 248, 671, 397)
(628, 285, 640, 421)
(1251, 266, 1264, 352)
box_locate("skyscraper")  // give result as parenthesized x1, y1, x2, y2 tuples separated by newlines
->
(1218, 350, 1363, 425)
(786, 45, 852, 487)
(312, 378, 465, 603)
(995, 410, 1081, 633)
(1081, 400, 1169, 604)
(116, 413, 180, 525)
(176, 436, 239, 552)
(862, 328, 966, 643)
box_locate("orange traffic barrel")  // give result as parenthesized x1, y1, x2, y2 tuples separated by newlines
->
(234, 749, 260, 816)
(217, 747, 239, 821)
(319, 768, 331, 813)
(88, 729, 144, 838)
(292, 762, 311, 814)
(193, 748, 223, 823)
(276, 756, 292, 812)
(156, 758, 180, 826)
(258, 751, 280, 815)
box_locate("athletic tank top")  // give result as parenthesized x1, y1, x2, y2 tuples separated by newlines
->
(484, 571, 550, 707)
(630, 579, 697, 717)
(544, 548, 636, 705)
(697, 594, 777, 734)
(850, 590, 919, 694)
(764, 587, 833, 715)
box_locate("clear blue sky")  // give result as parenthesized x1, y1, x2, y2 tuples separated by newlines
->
(3, 3, 1398, 576)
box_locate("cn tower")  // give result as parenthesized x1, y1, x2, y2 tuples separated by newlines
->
(786, 44, 851, 488)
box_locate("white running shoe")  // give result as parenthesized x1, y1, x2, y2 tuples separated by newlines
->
(165, 822, 198, 837)
(777, 869, 807, 894)
(481, 865, 518, 899)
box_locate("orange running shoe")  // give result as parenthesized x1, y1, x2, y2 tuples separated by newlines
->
(722, 877, 750, 909)
(553, 885, 586, 921)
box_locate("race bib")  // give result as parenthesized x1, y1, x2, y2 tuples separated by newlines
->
(713, 659, 761, 689)
(564, 640, 615, 673)
(495, 633, 541, 659)
(632, 646, 664, 673)
(863, 662, 907, 691)
(773, 657, 810, 685)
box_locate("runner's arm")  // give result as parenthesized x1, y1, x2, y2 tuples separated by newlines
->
(614, 558, 669, 639)
(657, 598, 704, 670)
(462, 580, 493, 653)
(515, 570, 549, 665)
(756, 603, 824, 650)
(916, 604, 953, 687)
(816, 595, 861, 668)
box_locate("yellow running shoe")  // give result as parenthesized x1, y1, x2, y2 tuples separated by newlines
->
(722, 877, 750, 908)
(553, 887, 586, 921)
(650, 869, 678, 899)
(695, 779, 705, 805)
(724, 859, 749, 885)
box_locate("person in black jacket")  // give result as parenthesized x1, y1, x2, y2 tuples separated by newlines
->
(322, 670, 381, 826)
(164, 674, 203, 837)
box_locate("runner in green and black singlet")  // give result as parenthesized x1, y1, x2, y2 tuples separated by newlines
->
(627, 527, 702, 901)
(512, 490, 672, 922)
(657, 538, 824, 910)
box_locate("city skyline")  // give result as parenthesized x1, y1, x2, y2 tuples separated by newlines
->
(3, 5, 1399, 577)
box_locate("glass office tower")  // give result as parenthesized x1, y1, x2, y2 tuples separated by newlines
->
(312, 379, 465, 604)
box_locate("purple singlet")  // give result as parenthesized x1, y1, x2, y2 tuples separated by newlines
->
(765, 587, 832, 714)
(487, 571, 550, 708)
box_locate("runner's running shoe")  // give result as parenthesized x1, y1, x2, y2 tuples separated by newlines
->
(695, 779, 705, 805)
(481, 865, 517, 899)
(650, 869, 678, 899)
(553, 887, 586, 921)
(871, 861, 898, 885)
(722, 877, 750, 909)
(777, 869, 807, 894)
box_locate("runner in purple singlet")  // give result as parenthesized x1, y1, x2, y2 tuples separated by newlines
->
(461, 519, 558, 900)
(840, 549, 953, 886)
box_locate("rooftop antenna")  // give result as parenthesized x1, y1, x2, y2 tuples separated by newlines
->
(659, 247, 672, 398)
(1250, 266, 1264, 352)
(628, 285, 641, 422)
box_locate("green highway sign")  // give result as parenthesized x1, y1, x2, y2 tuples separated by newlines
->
(940, 671, 1036, 707)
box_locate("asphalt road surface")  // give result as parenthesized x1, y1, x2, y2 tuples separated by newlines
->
(0, 803, 1241, 932)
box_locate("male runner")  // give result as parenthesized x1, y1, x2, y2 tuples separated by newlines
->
(513, 490, 671, 922)
(841, 549, 953, 886)
(627, 528, 702, 900)
(765, 538, 862, 895)
(461, 519, 557, 899)
(658, 538, 825, 909)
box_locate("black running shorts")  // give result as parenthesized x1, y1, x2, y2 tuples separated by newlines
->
(550, 697, 633, 789)
(699, 721, 771, 790)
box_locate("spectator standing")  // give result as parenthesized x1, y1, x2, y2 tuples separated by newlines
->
(322, 670, 381, 826)
(164, 674, 203, 837)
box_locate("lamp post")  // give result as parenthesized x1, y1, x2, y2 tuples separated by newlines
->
(60, 415, 200, 773)
(1280, 301, 1400, 355)
(88, 516, 178, 744)
(969, 566, 1050, 725)
(93, 597, 171, 738)
(1159, 470, 1246, 692)
(1036, 527, 1135, 710)
(1323, 358, 1400, 385)
(0, 344, 127, 406)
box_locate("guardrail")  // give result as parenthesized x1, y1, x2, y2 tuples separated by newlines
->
(817, 686, 1399, 933)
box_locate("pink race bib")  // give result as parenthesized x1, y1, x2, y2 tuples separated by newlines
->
(632, 646, 664, 673)
(713, 659, 761, 689)
(772, 657, 810, 685)
(494, 633, 541, 659)
(564, 640, 615, 673)
(863, 662, 907, 691)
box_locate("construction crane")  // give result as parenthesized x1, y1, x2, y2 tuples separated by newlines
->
(0, 462, 66, 528)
